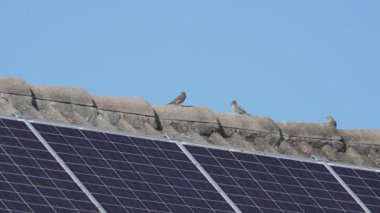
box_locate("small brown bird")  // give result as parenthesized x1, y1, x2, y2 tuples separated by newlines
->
(326, 116, 337, 128)
(168, 92, 186, 105)
(231, 100, 248, 115)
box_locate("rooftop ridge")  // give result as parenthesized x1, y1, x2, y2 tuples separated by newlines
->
(0, 77, 379, 168)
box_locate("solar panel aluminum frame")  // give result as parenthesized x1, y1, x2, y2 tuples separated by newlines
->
(176, 142, 242, 213)
(18, 115, 380, 176)
(0, 116, 107, 213)
(322, 163, 371, 213)
(327, 161, 380, 173)
(3, 114, 379, 174)
(23, 119, 108, 213)
(327, 161, 380, 213)
(10, 117, 325, 164)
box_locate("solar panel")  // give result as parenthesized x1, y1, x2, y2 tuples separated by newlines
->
(32, 122, 235, 213)
(185, 145, 365, 213)
(0, 118, 98, 212)
(332, 165, 380, 212)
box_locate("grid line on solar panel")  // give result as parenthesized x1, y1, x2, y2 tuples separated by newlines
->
(0, 172, 33, 212)
(53, 151, 224, 186)
(332, 165, 380, 212)
(112, 137, 233, 212)
(0, 118, 99, 213)
(32, 122, 235, 213)
(0, 187, 95, 213)
(194, 149, 319, 211)
(0, 150, 49, 209)
(77, 142, 196, 212)
(186, 144, 364, 213)
(0, 146, 95, 211)
(261, 159, 363, 212)
(0, 172, 99, 203)
(221, 168, 309, 211)
(40, 133, 150, 212)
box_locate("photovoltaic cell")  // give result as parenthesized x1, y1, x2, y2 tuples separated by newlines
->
(185, 145, 364, 213)
(332, 165, 380, 212)
(0, 118, 98, 212)
(32, 122, 234, 213)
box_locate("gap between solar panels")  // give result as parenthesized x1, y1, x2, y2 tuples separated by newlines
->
(181, 143, 372, 213)
(0, 117, 101, 212)
(322, 163, 370, 212)
(176, 142, 242, 213)
(329, 163, 380, 212)
(24, 119, 107, 213)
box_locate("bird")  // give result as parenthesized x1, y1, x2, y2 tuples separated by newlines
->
(326, 116, 337, 128)
(231, 100, 249, 115)
(168, 92, 186, 105)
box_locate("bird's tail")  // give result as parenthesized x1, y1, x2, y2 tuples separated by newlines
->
(167, 101, 174, 105)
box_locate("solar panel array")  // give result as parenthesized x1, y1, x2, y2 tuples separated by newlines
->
(332, 166, 380, 212)
(0, 117, 378, 213)
(185, 145, 365, 213)
(0, 118, 98, 212)
(32, 122, 234, 213)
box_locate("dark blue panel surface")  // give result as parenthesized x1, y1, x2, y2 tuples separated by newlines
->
(186, 145, 364, 213)
(0, 118, 98, 213)
(333, 165, 380, 212)
(33, 122, 234, 213)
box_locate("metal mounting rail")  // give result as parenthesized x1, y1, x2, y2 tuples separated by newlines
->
(177, 142, 242, 213)
(323, 163, 371, 213)
(24, 119, 107, 213)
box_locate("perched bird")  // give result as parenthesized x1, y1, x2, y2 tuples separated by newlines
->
(326, 116, 337, 128)
(231, 100, 248, 115)
(168, 92, 186, 105)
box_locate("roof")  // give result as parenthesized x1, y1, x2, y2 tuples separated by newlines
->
(0, 77, 379, 168)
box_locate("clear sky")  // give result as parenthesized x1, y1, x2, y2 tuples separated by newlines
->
(1, 1, 379, 129)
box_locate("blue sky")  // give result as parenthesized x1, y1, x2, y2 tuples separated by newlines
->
(0, 1, 379, 129)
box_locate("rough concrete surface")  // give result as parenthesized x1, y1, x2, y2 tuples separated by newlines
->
(32, 85, 94, 106)
(0, 77, 32, 96)
(94, 96, 155, 116)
